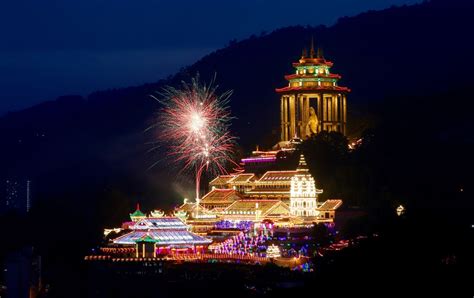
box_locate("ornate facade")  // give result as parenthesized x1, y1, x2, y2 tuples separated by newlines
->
(178, 154, 340, 226)
(111, 217, 211, 256)
(276, 40, 350, 141)
(290, 155, 323, 217)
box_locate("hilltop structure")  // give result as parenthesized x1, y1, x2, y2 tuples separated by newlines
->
(276, 39, 350, 140)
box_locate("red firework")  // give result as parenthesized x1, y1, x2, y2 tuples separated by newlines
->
(149, 76, 238, 200)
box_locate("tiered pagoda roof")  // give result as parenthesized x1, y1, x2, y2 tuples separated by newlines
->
(246, 186, 290, 195)
(136, 234, 157, 243)
(228, 173, 256, 184)
(201, 189, 242, 202)
(129, 203, 146, 222)
(276, 39, 351, 94)
(258, 171, 298, 182)
(176, 202, 209, 215)
(223, 199, 290, 218)
(132, 217, 185, 230)
(209, 175, 235, 188)
(112, 217, 212, 246)
(318, 199, 343, 210)
(276, 85, 350, 93)
(113, 230, 212, 246)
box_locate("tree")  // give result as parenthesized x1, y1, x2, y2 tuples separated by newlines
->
(300, 131, 349, 200)
(312, 223, 332, 247)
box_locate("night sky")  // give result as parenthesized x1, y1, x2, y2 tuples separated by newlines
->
(0, 0, 420, 115)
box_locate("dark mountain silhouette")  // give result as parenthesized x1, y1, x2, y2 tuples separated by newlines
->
(0, 0, 473, 207)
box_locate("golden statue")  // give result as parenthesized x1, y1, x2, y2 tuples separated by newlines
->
(305, 107, 318, 137)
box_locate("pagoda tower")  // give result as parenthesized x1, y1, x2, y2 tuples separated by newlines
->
(276, 39, 350, 141)
(290, 154, 323, 217)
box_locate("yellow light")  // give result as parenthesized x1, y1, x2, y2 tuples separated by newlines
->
(396, 205, 405, 216)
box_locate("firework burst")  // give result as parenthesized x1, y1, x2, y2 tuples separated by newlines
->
(148, 75, 238, 201)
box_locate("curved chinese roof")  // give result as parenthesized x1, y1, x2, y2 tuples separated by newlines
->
(112, 217, 212, 246)
(276, 41, 350, 95)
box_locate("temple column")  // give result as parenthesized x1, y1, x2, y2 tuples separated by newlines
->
(284, 96, 289, 141)
(298, 94, 304, 138)
(280, 96, 285, 141)
(305, 95, 310, 125)
(303, 95, 310, 137)
(317, 94, 322, 132)
(343, 94, 347, 135)
(290, 95, 296, 138)
(322, 93, 327, 131)
(295, 94, 300, 138)
(339, 94, 343, 133)
(328, 95, 333, 125)
(303, 96, 306, 137)
(340, 94, 346, 135)
(286, 95, 293, 141)
(333, 94, 338, 132)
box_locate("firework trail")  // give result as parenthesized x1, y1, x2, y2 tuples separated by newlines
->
(148, 75, 238, 202)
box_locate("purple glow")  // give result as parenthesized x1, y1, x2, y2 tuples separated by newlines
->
(241, 156, 276, 164)
(215, 220, 254, 230)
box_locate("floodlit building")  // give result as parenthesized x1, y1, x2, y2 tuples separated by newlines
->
(176, 153, 341, 225)
(245, 171, 296, 201)
(209, 175, 235, 190)
(112, 217, 211, 256)
(174, 201, 218, 235)
(317, 199, 343, 220)
(276, 39, 350, 140)
(222, 200, 290, 222)
(289, 155, 323, 217)
(200, 189, 243, 210)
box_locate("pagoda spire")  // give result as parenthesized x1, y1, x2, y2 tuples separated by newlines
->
(317, 47, 324, 59)
(310, 36, 315, 58)
(297, 154, 309, 172)
(130, 202, 146, 222)
(301, 47, 308, 58)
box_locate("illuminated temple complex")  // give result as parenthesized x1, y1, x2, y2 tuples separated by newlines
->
(173, 42, 349, 232)
(174, 154, 342, 234)
(92, 41, 347, 263)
